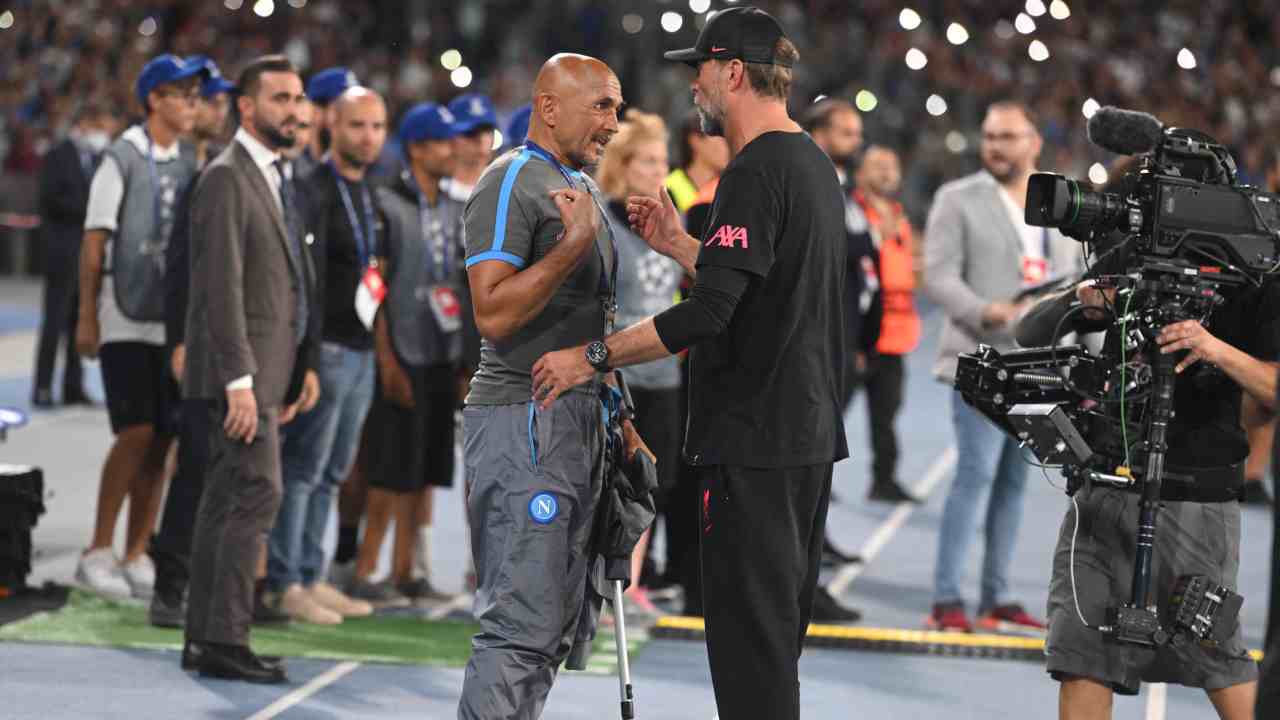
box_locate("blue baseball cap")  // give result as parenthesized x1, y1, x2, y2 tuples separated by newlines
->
(186, 55, 236, 98)
(307, 67, 358, 105)
(448, 93, 498, 134)
(399, 103, 462, 144)
(506, 104, 532, 148)
(136, 54, 207, 107)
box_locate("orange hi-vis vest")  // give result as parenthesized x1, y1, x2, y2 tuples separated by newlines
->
(854, 190, 920, 356)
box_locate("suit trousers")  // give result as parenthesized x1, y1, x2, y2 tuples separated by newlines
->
(186, 402, 283, 647)
(33, 229, 83, 397)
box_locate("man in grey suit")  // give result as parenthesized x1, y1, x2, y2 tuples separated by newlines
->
(922, 100, 1082, 634)
(183, 54, 312, 684)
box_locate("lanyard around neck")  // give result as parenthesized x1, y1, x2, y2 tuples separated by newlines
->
(406, 172, 451, 282)
(523, 141, 618, 328)
(328, 160, 376, 268)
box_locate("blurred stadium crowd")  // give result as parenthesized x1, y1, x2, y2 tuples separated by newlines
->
(3, 0, 1280, 233)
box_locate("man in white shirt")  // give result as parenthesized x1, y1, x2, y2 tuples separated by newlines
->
(75, 54, 203, 600)
(183, 54, 312, 683)
(922, 100, 1080, 633)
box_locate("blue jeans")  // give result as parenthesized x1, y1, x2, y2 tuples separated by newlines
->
(267, 342, 375, 591)
(933, 391, 1029, 610)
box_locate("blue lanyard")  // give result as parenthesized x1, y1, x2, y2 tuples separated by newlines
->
(1041, 227, 1050, 262)
(329, 161, 376, 268)
(523, 141, 618, 325)
(142, 128, 164, 241)
(406, 172, 451, 282)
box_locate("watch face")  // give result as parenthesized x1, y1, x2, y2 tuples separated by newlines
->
(587, 341, 608, 366)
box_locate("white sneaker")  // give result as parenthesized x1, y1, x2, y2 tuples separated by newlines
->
(308, 581, 373, 617)
(75, 548, 132, 598)
(121, 555, 155, 600)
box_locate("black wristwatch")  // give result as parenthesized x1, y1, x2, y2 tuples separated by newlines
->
(585, 340, 611, 373)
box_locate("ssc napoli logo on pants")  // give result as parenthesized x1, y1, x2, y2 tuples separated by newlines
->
(529, 492, 558, 524)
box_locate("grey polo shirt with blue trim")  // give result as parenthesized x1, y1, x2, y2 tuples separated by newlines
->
(462, 146, 614, 406)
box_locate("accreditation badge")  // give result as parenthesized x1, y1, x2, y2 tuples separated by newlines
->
(426, 283, 463, 333)
(355, 265, 387, 330)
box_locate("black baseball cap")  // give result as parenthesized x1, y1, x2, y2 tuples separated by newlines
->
(664, 6, 794, 68)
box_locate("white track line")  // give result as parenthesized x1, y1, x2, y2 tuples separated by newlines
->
(1144, 683, 1167, 720)
(244, 661, 361, 720)
(827, 446, 957, 598)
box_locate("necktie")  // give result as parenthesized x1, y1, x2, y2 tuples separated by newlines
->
(274, 159, 309, 344)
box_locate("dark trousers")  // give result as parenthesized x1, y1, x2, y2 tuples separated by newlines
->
(630, 386, 698, 597)
(1261, 635, 1280, 718)
(698, 463, 832, 720)
(1268, 466, 1280, 648)
(842, 352, 906, 486)
(33, 232, 82, 398)
(150, 398, 215, 597)
(186, 403, 283, 646)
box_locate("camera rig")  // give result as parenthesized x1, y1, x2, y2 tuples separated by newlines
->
(954, 111, 1280, 649)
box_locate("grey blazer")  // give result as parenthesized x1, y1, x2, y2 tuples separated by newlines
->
(184, 141, 308, 408)
(922, 170, 1082, 382)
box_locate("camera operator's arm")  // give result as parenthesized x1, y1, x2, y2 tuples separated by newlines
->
(1241, 393, 1276, 432)
(1157, 321, 1279, 411)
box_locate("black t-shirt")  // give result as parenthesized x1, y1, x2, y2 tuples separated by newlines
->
(683, 131, 850, 468)
(320, 172, 381, 351)
(1087, 246, 1280, 468)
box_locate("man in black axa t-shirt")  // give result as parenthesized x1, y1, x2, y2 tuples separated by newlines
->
(531, 8, 847, 719)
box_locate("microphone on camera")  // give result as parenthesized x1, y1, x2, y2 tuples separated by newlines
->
(1086, 107, 1164, 156)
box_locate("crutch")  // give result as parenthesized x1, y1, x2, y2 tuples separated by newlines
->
(612, 579, 636, 719)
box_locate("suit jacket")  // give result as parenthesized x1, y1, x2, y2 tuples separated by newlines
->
(38, 138, 94, 248)
(922, 170, 1082, 381)
(184, 140, 315, 408)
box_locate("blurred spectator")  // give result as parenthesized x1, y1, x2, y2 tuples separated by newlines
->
(665, 111, 728, 219)
(922, 101, 1081, 634)
(446, 93, 498, 197)
(297, 66, 359, 178)
(505, 103, 532, 149)
(264, 87, 386, 626)
(349, 102, 466, 606)
(596, 108, 683, 618)
(850, 146, 921, 505)
(8, 2, 1280, 243)
(73, 54, 203, 601)
(31, 99, 119, 408)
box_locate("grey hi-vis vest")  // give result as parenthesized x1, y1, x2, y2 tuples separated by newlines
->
(105, 132, 197, 322)
(377, 180, 466, 368)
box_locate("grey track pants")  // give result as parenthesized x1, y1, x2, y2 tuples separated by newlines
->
(458, 392, 605, 720)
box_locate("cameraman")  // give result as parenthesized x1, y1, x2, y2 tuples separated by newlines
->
(1019, 248, 1280, 718)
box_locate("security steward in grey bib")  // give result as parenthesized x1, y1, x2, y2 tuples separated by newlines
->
(533, 9, 848, 720)
(458, 54, 648, 720)
(355, 103, 466, 598)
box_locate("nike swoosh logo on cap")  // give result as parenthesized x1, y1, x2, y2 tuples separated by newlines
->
(711, 46, 727, 52)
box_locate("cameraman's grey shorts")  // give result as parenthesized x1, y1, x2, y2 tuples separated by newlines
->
(1044, 486, 1257, 695)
